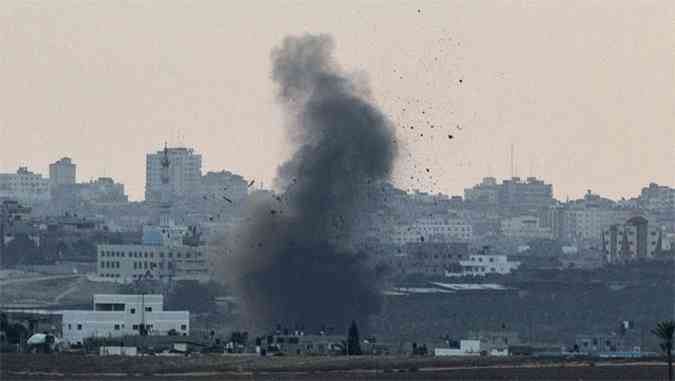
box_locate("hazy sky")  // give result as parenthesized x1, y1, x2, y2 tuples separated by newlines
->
(1, 1, 673, 201)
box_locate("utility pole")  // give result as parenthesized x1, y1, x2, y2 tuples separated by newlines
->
(510, 144, 514, 178)
(0, 202, 6, 268)
(0, 206, 4, 266)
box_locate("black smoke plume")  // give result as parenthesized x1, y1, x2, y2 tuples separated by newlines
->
(225, 34, 398, 331)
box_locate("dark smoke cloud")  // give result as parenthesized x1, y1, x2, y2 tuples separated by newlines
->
(225, 34, 397, 331)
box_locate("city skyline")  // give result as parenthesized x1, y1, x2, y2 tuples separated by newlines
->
(1, 1, 673, 201)
(1, 147, 671, 205)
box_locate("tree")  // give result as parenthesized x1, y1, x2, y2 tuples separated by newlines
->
(652, 320, 675, 381)
(346, 320, 362, 355)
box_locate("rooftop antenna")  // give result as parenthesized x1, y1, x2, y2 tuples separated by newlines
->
(178, 129, 185, 148)
(510, 143, 514, 178)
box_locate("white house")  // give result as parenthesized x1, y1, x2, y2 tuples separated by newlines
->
(390, 215, 472, 245)
(62, 294, 189, 345)
(457, 255, 520, 276)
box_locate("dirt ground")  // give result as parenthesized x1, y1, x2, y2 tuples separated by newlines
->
(0, 276, 119, 307)
(1, 353, 671, 380)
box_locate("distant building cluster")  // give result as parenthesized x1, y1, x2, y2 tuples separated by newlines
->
(1, 145, 674, 286)
(1, 145, 674, 359)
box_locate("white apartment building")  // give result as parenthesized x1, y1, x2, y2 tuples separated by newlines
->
(49, 157, 77, 187)
(145, 146, 202, 202)
(457, 255, 520, 276)
(62, 294, 189, 344)
(96, 243, 209, 284)
(391, 216, 472, 245)
(0, 167, 50, 205)
(501, 215, 553, 240)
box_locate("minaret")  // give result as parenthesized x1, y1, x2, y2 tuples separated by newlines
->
(159, 142, 172, 226)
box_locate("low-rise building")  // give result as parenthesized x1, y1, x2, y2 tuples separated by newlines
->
(457, 254, 520, 276)
(390, 215, 472, 245)
(62, 294, 189, 345)
(435, 339, 481, 356)
(51, 177, 128, 210)
(500, 215, 553, 240)
(96, 243, 209, 283)
(382, 242, 469, 277)
(260, 333, 347, 355)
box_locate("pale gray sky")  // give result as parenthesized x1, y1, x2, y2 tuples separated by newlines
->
(1, 1, 673, 201)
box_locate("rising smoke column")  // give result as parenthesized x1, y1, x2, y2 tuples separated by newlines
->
(226, 34, 398, 331)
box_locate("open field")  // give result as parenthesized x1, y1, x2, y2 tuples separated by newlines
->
(1, 354, 671, 380)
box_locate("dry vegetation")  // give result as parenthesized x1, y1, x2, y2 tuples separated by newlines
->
(0, 277, 119, 307)
(0, 353, 670, 380)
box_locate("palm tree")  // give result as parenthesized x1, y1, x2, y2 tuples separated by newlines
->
(652, 320, 675, 381)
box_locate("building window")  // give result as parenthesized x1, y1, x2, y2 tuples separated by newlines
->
(77, 324, 82, 330)
(114, 324, 120, 330)
(132, 325, 139, 330)
(67, 324, 72, 330)
(145, 307, 152, 312)
(130, 308, 136, 314)
(181, 324, 187, 331)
